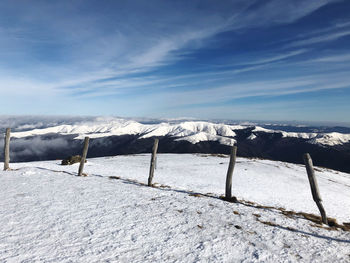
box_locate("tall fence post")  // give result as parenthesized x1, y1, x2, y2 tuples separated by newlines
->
(303, 153, 328, 224)
(225, 145, 237, 199)
(148, 138, 159, 186)
(78, 137, 90, 176)
(3, 128, 11, 171)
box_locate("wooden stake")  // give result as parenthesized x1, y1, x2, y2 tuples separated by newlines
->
(225, 145, 237, 199)
(148, 138, 159, 186)
(303, 153, 328, 224)
(3, 128, 10, 171)
(78, 137, 90, 176)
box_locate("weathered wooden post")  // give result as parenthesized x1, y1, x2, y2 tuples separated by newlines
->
(148, 138, 159, 186)
(3, 128, 11, 171)
(78, 137, 90, 176)
(303, 153, 328, 224)
(225, 145, 237, 199)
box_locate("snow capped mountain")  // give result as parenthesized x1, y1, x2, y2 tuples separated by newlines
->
(10, 118, 350, 147)
(253, 126, 317, 140)
(251, 126, 350, 146)
(6, 118, 350, 174)
(309, 132, 350, 146)
(11, 120, 238, 146)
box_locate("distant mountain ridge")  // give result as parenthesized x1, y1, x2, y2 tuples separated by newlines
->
(2, 118, 350, 173)
(11, 119, 350, 147)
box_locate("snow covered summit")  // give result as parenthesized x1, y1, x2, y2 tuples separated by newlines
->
(1, 154, 349, 262)
(11, 118, 350, 147)
(6, 118, 350, 174)
(12, 119, 238, 146)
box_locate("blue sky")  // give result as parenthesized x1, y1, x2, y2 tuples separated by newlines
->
(0, 0, 350, 123)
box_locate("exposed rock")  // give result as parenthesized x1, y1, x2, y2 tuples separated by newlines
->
(61, 155, 85, 165)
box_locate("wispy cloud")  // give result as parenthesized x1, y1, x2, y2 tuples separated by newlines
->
(228, 0, 341, 31)
(287, 29, 350, 47)
(0, 0, 348, 121)
(157, 72, 350, 107)
(237, 49, 308, 66)
(1, 0, 337, 87)
(307, 53, 350, 63)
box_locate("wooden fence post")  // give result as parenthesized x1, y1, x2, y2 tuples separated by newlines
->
(225, 145, 237, 199)
(148, 138, 159, 186)
(303, 153, 328, 224)
(3, 128, 11, 171)
(78, 137, 90, 176)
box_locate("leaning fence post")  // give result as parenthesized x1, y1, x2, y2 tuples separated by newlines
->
(225, 145, 237, 199)
(148, 138, 159, 186)
(78, 137, 90, 176)
(3, 128, 11, 171)
(303, 153, 328, 224)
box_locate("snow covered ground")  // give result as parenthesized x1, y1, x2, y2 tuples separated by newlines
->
(1, 154, 350, 262)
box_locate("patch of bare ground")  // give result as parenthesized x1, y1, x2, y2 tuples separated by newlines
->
(157, 184, 171, 189)
(199, 153, 228, 158)
(233, 198, 350, 231)
(219, 195, 238, 203)
(188, 193, 202, 197)
(281, 210, 350, 231)
(108, 176, 120, 180)
(105, 173, 349, 232)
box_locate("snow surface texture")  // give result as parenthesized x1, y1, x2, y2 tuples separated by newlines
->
(1, 154, 350, 262)
(10, 119, 350, 146)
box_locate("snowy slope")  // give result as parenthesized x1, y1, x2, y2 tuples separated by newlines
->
(10, 118, 350, 146)
(11, 120, 237, 146)
(309, 132, 350, 146)
(1, 154, 349, 262)
(252, 126, 350, 146)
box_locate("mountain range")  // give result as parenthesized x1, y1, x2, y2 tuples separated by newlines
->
(3, 118, 349, 173)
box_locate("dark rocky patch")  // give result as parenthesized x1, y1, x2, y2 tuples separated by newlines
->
(61, 155, 84, 165)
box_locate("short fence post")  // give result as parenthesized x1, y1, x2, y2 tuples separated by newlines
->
(303, 153, 328, 224)
(225, 145, 237, 199)
(3, 128, 11, 171)
(148, 138, 159, 186)
(78, 137, 90, 176)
